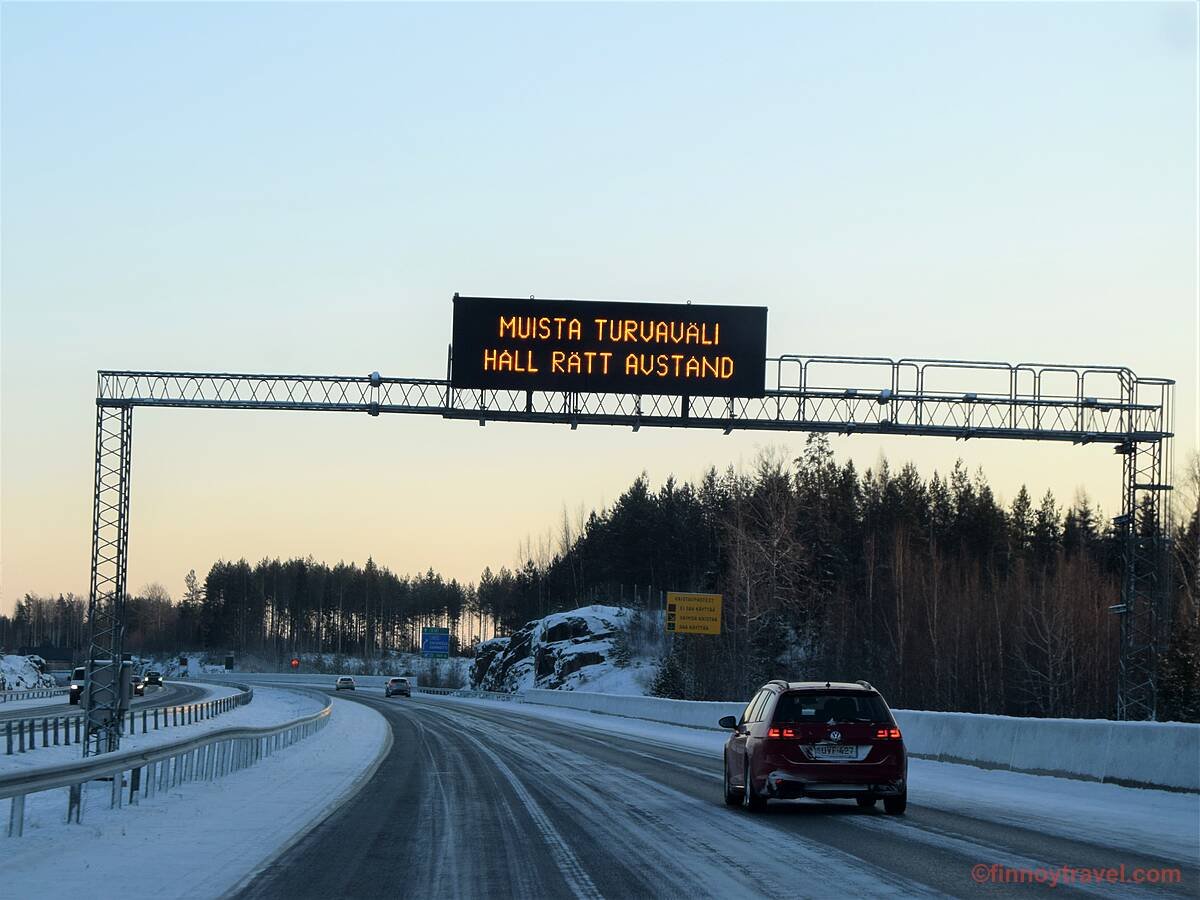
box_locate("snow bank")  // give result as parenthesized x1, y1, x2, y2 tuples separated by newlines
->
(0, 655, 56, 691)
(3, 695, 390, 899)
(518, 689, 1200, 791)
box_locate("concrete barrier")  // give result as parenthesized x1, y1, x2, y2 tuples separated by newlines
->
(1007, 716, 1112, 781)
(519, 689, 1200, 792)
(1100, 719, 1199, 790)
(523, 689, 742, 729)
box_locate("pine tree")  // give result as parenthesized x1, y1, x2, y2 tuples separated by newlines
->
(650, 650, 686, 699)
(1157, 619, 1200, 722)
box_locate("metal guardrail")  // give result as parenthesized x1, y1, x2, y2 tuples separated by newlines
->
(3, 689, 331, 837)
(4, 684, 253, 756)
(0, 688, 68, 704)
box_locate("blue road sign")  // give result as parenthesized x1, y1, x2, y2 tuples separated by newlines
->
(421, 627, 450, 658)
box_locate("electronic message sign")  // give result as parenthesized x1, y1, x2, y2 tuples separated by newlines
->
(451, 296, 768, 397)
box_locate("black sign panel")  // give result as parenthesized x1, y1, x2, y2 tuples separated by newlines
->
(451, 296, 768, 397)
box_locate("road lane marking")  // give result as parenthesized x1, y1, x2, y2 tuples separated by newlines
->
(462, 736, 603, 900)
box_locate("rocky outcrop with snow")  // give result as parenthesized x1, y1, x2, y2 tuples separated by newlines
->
(470, 605, 653, 694)
(469, 637, 512, 689)
(0, 654, 56, 691)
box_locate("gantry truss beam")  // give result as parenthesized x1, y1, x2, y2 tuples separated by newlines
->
(98, 356, 1171, 444)
(86, 354, 1173, 737)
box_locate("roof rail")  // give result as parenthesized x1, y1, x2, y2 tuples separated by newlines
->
(855, 680, 874, 690)
(767, 679, 790, 690)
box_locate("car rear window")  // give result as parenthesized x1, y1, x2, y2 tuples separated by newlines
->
(772, 691, 891, 724)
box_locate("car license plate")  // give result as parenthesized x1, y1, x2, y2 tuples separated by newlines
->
(813, 744, 856, 759)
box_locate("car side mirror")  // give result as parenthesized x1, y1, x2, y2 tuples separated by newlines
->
(718, 715, 738, 730)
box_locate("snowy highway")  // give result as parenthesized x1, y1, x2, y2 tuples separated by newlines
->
(237, 693, 1199, 899)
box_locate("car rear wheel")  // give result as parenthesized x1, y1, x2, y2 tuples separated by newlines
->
(743, 762, 767, 812)
(856, 796, 877, 809)
(723, 761, 742, 807)
(883, 791, 907, 815)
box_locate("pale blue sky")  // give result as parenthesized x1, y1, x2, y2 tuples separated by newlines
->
(2, 2, 1195, 610)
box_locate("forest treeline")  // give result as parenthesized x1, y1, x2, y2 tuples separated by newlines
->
(3, 437, 1196, 720)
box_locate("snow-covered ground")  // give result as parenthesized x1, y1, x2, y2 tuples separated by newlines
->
(4, 694, 390, 899)
(0, 654, 56, 691)
(0, 683, 311, 775)
(432, 693, 1200, 865)
(566, 657, 656, 694)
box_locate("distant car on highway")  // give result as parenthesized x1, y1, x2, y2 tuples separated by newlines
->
(385, 677, 411, 698)
(131, 675, 145, 697)
(721, 680, 907, 814)
(144, 671, 163, 687)
(335, 676, 356, 691)
(68, 666, 86, 705)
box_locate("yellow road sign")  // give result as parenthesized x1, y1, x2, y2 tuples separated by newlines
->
(665, 592, 722, 635)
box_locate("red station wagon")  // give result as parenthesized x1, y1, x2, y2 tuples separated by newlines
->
(721, 680, 907, 814)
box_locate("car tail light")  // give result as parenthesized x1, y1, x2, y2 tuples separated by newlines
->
(874, 727, 902, 740)
(767, 727, 781, 738)
(782, 728, 795, 739)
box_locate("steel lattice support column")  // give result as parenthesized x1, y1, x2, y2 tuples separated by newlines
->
(82, 403, 133, 756)
(1115, 437, 1172, 721)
